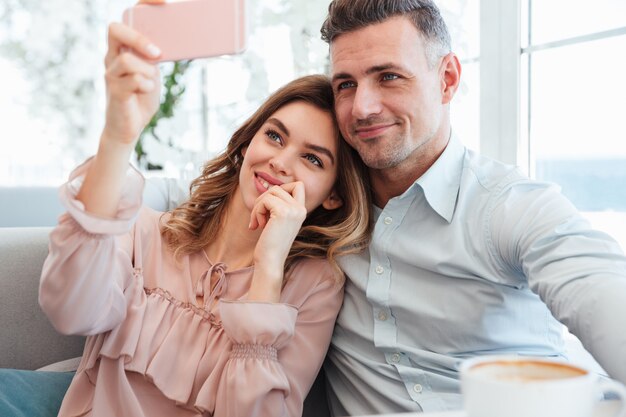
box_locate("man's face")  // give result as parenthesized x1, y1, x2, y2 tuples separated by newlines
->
(330, 16, 447, 171)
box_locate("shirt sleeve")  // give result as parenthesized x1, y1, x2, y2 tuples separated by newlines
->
(489, 180, 626, 383)
(214, 262, 343, 417)
(38, 158, 144, 336)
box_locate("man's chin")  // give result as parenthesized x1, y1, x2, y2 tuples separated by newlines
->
(360, 153, 401, 170)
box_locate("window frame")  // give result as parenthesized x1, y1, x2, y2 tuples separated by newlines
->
(480, 0, 626, 175)
(479, 0, 523, 169)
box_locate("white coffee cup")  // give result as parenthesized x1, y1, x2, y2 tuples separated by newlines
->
(460, 355, 626, 417)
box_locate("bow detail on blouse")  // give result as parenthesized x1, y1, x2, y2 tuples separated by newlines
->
(195, 262, 227, 310)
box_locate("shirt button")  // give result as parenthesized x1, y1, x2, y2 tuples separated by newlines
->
(377, 311, 387, 321)
(384, 216, 393, 225)
(391, 353, 401, 363)
(413, 384, 423, 393)
(375, 265, 384, 274)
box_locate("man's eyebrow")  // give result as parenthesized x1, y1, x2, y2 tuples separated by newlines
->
(267, 117, 290, 137)
(305, 142, 336, 166)
(365, 63, 404, 75)
(331, 72, 352, 83)
(332, 63, 406, 83)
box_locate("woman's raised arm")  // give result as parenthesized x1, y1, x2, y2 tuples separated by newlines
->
(77, 22, 161, 217)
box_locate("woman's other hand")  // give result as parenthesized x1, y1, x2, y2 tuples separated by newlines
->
(247, 182, 307, 302)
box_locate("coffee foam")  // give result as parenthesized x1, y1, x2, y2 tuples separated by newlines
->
(470, 360, 587, 382)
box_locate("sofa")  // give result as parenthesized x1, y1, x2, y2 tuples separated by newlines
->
(0, 183, 330, 417)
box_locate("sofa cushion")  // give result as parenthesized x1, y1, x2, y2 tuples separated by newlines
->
(0, 369, 73, 417)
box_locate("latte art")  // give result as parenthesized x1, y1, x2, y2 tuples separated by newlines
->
(470, 360, 588, 382)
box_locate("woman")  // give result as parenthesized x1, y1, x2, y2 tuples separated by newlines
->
(39, 23, 371, 417)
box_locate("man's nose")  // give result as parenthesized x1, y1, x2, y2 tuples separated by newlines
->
(352, 85, 383, 120)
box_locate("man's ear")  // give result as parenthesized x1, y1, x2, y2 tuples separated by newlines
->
(440, 52, 461, 105)
(322, 189, 344, 210)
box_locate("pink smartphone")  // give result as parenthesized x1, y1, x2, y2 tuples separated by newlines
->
(122, 0, 246, 62)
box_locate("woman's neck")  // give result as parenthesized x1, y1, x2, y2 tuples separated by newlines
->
(203, 190, 260, 270)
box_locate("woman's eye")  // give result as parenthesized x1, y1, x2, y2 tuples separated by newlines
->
(304, 154, 323, 167)
(382, 73, 399, 81)
(266, 129, 282, 144)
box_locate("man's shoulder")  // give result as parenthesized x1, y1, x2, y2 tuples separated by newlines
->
(461, 149, 575, 225)
(463, 148, 531, 192)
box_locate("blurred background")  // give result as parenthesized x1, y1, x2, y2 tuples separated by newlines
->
(1, 0, 625, 248)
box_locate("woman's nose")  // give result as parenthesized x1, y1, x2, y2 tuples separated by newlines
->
(269, 154, 290, 176)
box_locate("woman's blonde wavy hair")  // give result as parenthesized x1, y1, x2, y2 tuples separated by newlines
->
(161, 75, 372, 284)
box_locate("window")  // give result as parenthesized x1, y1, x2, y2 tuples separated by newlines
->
(522, 0, 626, 249)
(478, 0, 626, 250)
(1, 1, 126, 185)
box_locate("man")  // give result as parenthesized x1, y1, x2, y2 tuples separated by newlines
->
(319, 0, 626, 415)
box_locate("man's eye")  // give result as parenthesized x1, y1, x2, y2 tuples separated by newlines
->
(337, 81, 356, 91)
(304, 154, 323, 167)
(382, 73, 399, 81)
(266, 129, 282, 144)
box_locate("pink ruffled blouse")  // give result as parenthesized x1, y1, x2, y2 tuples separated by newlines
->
(39, 160, 343, 417)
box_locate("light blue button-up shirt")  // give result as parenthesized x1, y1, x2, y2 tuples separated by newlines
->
(326, 136, 626, 415)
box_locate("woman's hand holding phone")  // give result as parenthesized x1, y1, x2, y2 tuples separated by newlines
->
(102, 22, 162, 148)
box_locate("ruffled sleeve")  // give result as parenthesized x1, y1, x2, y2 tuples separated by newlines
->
(213, 260, 344, 417)
(38, 158, 144, 336)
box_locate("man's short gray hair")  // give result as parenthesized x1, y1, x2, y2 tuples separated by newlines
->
(320, 0, 452, 67)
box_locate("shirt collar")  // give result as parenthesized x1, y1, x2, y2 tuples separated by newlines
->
(415, 133, 465, 223)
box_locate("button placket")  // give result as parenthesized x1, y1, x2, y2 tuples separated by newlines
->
(369, 204, 402, 351)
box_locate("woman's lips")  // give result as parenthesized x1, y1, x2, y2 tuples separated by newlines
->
(254, 172, 282, 194)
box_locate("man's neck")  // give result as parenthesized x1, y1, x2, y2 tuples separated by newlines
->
(370, 165, 421, 208)
(371, 130, 451, 208)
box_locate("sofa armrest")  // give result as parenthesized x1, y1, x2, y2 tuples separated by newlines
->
(0, 227, 84, 370)
(0, 178, 189, 228)
(0, 187, 64, 227)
